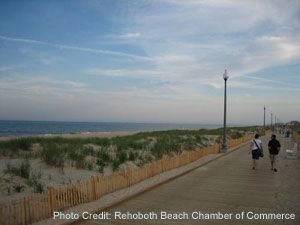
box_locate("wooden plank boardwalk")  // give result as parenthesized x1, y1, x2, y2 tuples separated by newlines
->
(73, 133, 300, 225)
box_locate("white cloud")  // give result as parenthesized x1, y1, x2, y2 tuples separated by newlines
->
(0, 76, 87, 92)
(0, 64, 24, 72)
(86, 68, 164, 78)
(0, 35, 150, 61)
(110, 0, 300, 82)
(119, 32, 141, 38)
(19, 47, 61, 65)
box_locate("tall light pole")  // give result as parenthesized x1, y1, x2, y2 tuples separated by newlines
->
(264, 106, 266, 128)
(221, 69, 229, 153)
(271, 113, 273, 127)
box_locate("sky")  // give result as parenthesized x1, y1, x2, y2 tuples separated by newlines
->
(0, 0, 300, 125)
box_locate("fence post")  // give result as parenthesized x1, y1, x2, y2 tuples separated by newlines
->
(10, 202, 14, 225)
(49, 187, 56, 216)
(20, 197, 25, 225)
(0, 205, 2, 225)
(91, 176, 97, 200)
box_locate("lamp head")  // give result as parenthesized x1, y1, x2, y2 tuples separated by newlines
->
(223, 69, 229, 81)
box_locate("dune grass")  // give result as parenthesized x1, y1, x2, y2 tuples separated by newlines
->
(0, 126, 261, 173)
(3, 160, 31, 179)
(3, 160, 44, 193)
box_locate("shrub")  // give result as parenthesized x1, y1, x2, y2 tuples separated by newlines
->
(86, 161, 94, 170)
(41, 143, 65, 166)
(90, 138, 110, 146)
(75, 158, 86, 169)
(0, 146, 8, 156)
(69, 151, 86, 169)
(97, 161, 104, 173)
(19, 160, 31, 178)
(117, 151, 127, 164)
(26, 172, 44, 193)
(96, 150, 110, 162)
(15, 139, 32, 150)
(3, 160, 31, 179)
(182, 137, 197, 151)
(82, 146, 95, 156)
(151, 137, 173, 158)
(129, 151, 136, 161)
(33, 182, 44, 193)
(195, 135, 203, 142)
(112, 137, 145, 151)
(5, 185, 11, 195)
(98, 166, 104, 173)
(59, 166, 65, 174)
(96, 150, 110, 173)
(0, 138, 32, 152)
(13, 184, 25, 193)
(96, 159, 106, 168)
(112, 159, 120, 172)
(144, 155, 153, 163)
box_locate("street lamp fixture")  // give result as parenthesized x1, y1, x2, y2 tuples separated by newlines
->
(221, 69, 229, 152)
(223, 69, 229, 81)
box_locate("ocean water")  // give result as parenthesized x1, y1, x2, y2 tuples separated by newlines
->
(0, 120, 221, 137)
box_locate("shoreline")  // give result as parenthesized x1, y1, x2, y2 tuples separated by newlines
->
(0, 127, 223, 141)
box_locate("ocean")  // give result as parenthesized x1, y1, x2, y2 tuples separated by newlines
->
(0, 120, 221, 137)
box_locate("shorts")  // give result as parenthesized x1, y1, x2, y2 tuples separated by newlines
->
(252, 150, 260, 160)
(269, 154, 278, 161)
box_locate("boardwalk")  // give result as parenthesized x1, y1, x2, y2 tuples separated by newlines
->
(72, 133, 300, 225)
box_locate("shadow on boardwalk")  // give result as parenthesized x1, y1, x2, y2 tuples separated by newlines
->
(74, 133, 300, 225)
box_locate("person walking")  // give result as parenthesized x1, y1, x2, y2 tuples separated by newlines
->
(268, 134, 281, 172)
(249, 134, 263, 170)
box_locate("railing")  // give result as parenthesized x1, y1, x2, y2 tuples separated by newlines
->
(0, 134, 254, 225)
(293, 130, 300, 152)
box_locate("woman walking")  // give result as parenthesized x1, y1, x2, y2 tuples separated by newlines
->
(249, 134, 263, 170)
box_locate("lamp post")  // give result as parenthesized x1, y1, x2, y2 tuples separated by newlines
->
(221, 69, 229, 152)
(264, 106, 266, 128)
(271, 113, 273, 128)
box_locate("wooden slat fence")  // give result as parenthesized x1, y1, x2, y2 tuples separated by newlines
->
(0, 133, 256, 225)
(293, 130, 300, 152)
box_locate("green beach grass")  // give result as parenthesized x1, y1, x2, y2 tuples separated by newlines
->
(0, 127, 260, 171)
(0, 126, 264, 196)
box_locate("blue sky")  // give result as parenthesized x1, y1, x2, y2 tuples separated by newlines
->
(0, 0, 300, 124)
